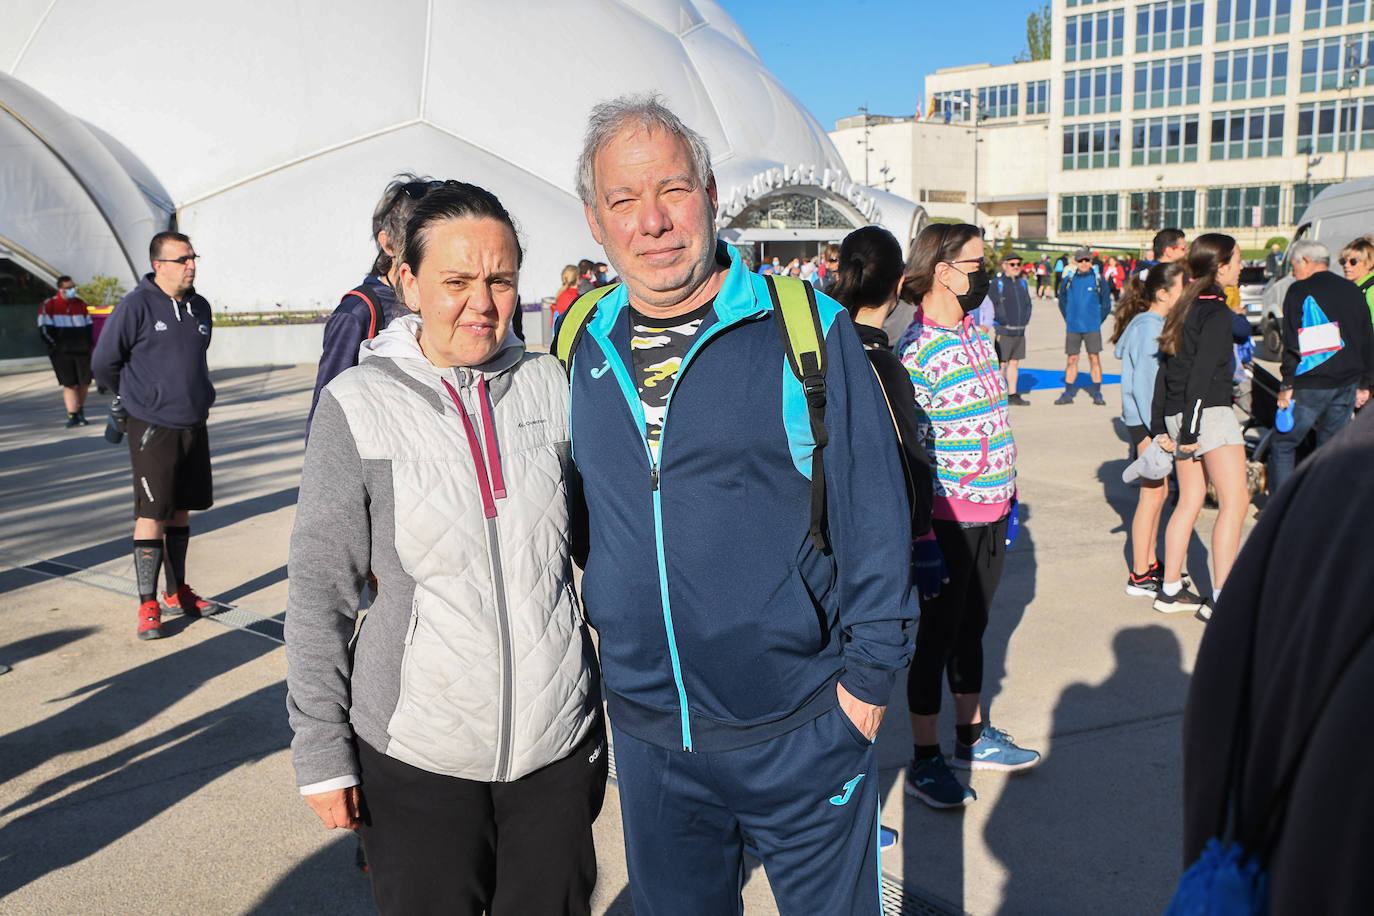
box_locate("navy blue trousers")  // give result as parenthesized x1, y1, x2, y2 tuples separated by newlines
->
(612, 699, 882, 916)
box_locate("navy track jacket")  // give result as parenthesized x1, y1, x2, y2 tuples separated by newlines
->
(569, 243, 917, 753)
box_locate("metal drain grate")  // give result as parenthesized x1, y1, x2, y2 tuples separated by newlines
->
(881, 874, 967, 916)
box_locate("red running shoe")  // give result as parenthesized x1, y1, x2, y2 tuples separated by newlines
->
(137, 600, 164, 640)
(162, 584, 213, 618)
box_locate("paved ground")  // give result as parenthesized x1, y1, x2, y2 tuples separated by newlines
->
(0, 303, 1258, 915)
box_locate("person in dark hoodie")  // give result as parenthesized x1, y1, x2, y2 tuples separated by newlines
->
(1269, 238, 1374, 493)
(92, 232, 216, 641)
(1181, 407, 1374, 914)
(1152, 233, 1250, 615)
(307, 173, 437, 434)
(989, 250, 1033, 405)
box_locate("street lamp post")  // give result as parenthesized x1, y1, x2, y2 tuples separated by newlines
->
(965, 95, 986, 226)
(1344, 41, 1371, 181)
(857, 103, 872, 187)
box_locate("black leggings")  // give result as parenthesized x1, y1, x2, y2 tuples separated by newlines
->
(357, 717, 607, 916)
(907, 517, 1008, 716)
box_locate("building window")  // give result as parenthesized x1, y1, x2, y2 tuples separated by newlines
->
(1026, 80, 1051, 115)
(1062, 122, 1123, 169)
(1129, 190, 1197, 229)
(1065, 65, 1124, 116)
(1131, 114, 1200, 164)
(1210, 105, 1285, 159)
(1205, 186, 1281, 227)
(977, 83, 1019, 119)
(1133, 55, 1203, 108)
(1066, 8, 1125, 61)
(1213, 44, 1289, 101)
(1301, 35, 1374, 93)
(1060, 194, 1120, 232)
(1136, 0, 1204, 51)
(1297, 97, 1374, 152)
(1303, 0, 1374, 29)
(934, 89, 972, 123)
(1216, 0, 1292, 41)
(1292, 181, 1334, 222)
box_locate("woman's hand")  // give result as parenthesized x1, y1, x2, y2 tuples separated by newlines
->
(1155, 433, 1175, 453)
(1179, 441, 1199, 455)
(305, 785, 362, 830)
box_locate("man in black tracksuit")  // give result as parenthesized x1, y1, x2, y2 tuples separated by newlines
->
(1270, 240, 1374, 493)
(989, 251, 1033, 405)
(92, 232, 216, 641)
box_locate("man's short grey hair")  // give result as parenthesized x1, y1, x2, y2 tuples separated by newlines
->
(1289, 239, 1330, 266)
(575, 93, 712, 207)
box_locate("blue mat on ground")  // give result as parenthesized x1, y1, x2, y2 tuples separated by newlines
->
(1013, 370, 1120, 394)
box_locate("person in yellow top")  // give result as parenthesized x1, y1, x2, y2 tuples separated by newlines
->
(1339, 236, 1374, 327)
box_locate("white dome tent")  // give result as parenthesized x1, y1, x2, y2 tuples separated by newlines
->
(4, 0, 925, 312)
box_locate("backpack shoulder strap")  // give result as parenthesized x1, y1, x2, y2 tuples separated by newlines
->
(554, 284, 619, 373)
(765, 274, 830, 552)
(343, 285, 380, 340)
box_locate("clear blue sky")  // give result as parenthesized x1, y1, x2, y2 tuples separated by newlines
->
(720, 0, 1041, 129)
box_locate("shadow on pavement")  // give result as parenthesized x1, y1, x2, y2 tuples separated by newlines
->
(0, 626, 97, 668)
(983, 625, 1188, 915)
(251, 833, 376, 915)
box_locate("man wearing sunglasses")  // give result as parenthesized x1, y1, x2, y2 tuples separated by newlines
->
(1056, 246, 1112, 405)
(308, 173, 438, 434)
(93, 232, 217, 641)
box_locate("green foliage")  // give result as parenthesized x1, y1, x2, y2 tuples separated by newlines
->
(1026, 3, 1051, 62)
(1265, 236, 1287, 251)
(985, 236, 1016, 275)
(76, 275, 127, 311)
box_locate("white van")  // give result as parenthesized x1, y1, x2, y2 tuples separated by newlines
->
(1257, 176, 1374, 359)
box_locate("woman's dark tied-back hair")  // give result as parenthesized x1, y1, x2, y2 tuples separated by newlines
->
(900, 223, 982, 305)
(402, 181, 525, 276)
(1159, 233, 1235, 356)
(830, 226, 905, 317)
(1109, 260, 1188, 344)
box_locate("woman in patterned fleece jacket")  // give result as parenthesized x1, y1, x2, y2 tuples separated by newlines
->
(895, 223, 1039, 810)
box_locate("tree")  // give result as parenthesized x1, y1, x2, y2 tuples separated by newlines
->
(77, 275, 128, 311)
(1026, 3, 1051, 62)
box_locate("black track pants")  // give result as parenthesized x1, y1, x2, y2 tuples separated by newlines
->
(356, 718, 608, 916)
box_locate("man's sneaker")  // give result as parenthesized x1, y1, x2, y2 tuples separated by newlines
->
(1125, 570, 1160, 597)
(137, 600, 164, 640)
(1054, 391, 1075, 405)
(1091, 392, 1108, 406)
(952, 724, 1041, 771)
(162, 584, 213, 618)
(1007, 393, 1029, 406)
(904, 755, 975, 808)
(76, 409, 90, 425)
(65, 413, 81, 427)
(1153, 586, 1207, 614)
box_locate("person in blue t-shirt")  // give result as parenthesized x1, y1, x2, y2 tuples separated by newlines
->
(1056, 247, 1112, 405)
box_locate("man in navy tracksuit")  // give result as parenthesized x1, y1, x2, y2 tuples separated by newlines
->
(990, 251, 1033, 405)
(569, 96, 914, 916)
(1056, 246, 1113, 405)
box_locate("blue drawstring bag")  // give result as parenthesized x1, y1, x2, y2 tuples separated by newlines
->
(1163, 838, 1267, 916)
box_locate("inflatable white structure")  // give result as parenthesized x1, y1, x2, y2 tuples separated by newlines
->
(3, 0, 924, 311)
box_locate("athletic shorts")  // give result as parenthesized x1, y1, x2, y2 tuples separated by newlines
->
(1065, 331, 1102, 355)
(49, 350, 92, 387)
(996, 331, 1026, 362)
(1165, 408, 1245, 460)
(1126, 424, 1151, 454)
(127, 417, 213, 519)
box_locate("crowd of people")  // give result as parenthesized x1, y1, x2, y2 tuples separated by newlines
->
(37, 88, 1374, 914)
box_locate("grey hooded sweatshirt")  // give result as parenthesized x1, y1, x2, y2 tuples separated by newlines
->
(285, 314, 597, 790)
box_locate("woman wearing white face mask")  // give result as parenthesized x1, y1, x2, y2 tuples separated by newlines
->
(895, 223, 1039, 810)
(285, 181, 605, 915)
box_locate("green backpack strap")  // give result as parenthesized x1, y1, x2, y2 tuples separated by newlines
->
(765, 274, 829, 552)
(554, 284, 619, 373)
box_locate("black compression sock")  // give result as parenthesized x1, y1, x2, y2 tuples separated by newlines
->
(914, 743, 943, 762)
(164, 526, 190, 593)
(956, 722, 985, 747)
(134, 539, 163, 602)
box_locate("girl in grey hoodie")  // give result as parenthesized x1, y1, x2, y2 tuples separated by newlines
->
(1111, 261, 1187, 599)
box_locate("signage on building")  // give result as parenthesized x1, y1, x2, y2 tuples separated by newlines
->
(719, 164, 882, 225)
(922, 189, 967, 204)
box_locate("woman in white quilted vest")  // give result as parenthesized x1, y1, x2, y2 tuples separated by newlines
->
(285, 181, 605, 916)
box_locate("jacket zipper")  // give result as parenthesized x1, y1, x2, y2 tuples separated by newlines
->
(594, 313, 742, 752)
(448, 370, 516, 780)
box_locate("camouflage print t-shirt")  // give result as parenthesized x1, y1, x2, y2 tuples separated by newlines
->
(629, 299, 714, 459)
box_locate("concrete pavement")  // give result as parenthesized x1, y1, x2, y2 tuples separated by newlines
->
(0, 300, 1256, 914)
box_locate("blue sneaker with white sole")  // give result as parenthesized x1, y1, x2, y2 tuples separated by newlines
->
(952, 724, 1041, 771)
(904, 755, 976, 808)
